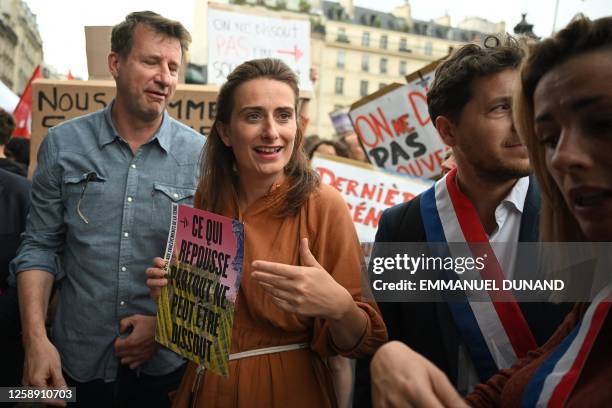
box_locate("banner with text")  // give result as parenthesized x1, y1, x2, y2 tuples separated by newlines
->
(349, 61, 448, 179)
(29, 79, 217, 177)
(312, 154, 431, 242)
(156, 204, 244, 377)
(207, 6, 311, 90)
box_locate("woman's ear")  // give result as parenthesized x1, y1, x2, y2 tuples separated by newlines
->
(217, 123, 232, 147)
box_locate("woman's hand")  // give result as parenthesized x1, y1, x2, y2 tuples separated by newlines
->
(371, 341, 467, 408)
(145, 257, 168, 302)
(251, 238, 353, 321)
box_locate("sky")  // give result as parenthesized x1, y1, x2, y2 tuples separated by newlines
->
(24, 0, 612, 80)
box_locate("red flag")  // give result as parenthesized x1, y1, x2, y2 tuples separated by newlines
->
(12, 65, 42, 139)
(67, 70, 74, 80)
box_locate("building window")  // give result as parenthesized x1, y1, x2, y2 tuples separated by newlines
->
(399, 38, 408, 51)
(399, 61, 407, 76)
(335, 77, 344, 95)
(362, 32, 370, 47)
(380, 35, 388, 49)
(361, 55, 369, 72)
(337, 51, 345, 69)
(360, 80, 369, 97)
(380, 58, 388, 74)
(425, 41, 433, 56)
(336, 27, 349, 43)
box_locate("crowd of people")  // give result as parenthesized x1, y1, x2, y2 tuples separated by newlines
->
(0, 8, 610, 408)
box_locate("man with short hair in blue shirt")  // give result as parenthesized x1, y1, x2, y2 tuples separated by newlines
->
(11, 11, 204, 407)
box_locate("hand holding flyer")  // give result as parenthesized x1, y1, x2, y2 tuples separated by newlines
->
(155, 204, 244, 377)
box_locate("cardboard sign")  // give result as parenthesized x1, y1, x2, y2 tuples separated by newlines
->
(156, 204, 244, 377)
(349, 60, 449, 179)
(312, 154, 431, 242)
(29, 79, 218, 177)
(207, 4, 311, 91)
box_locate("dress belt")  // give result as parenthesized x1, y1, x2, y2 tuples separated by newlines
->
(190, 342, 310, 407)
(229, 342, 310, 360)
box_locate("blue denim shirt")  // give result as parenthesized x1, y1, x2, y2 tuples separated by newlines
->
(10, 102, 205, 382)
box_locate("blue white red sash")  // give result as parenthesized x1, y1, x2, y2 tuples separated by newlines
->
(420, 168, 537, 381)
(522, 285, 611, 407)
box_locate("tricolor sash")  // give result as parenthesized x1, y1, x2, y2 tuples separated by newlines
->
(522, 285, 611, 407)
(420, 168, 537, 380)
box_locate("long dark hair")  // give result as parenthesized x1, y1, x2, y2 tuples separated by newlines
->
(196, 58, 319, 217)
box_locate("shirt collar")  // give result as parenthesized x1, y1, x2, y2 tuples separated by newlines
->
(500, 176, 530, 213)
(100, 100, 171, 153)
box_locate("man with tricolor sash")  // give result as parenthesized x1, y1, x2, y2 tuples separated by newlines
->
(355, 36, 572, 405)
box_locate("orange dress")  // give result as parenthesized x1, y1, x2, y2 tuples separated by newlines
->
(171, 183, 388, 407)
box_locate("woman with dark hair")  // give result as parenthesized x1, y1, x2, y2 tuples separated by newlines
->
(148, 58, 387, 407)
(369, 15, 612, 407)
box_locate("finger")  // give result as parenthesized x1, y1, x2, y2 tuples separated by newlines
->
(146, 267, 167, 279)
(50, 366, 67, 388)
(153, 257, 166, 268)
(270, 296, 296, 313)
(299, 238, 320, 268)
(259, 282, 297, 304)
(431, 368, 467, 408)
(146, 277, 168, 287)
(251, 271, 295, 291)
(119, 317, 133, 334)
(251, 260, 299, 279)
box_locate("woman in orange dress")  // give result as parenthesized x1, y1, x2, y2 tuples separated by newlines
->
(148, 58, 387, 407)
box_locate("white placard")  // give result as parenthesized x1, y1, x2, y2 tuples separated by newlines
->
(349, 63, 449, 179)
(312, 154, 431, 242)
(207, 8, 311, 91)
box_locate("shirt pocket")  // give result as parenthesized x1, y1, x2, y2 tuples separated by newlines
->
(62, 173, 107, 227)
(151, 182, 196, 231)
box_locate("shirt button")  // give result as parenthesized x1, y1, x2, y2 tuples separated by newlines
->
(131, 164, 136, 169)
(173, 193, 179, 199)
(124, 232, 129, 238)
(127, 197, 133, 203)
(121, 266, 127, 272)
(120, 301, 126, 306)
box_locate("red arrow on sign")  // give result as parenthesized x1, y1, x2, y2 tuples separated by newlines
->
(277, 45, 303, 62)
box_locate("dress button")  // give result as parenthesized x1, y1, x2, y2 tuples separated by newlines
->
(121, 266, 127, 272)
(131, 164, 136, 169)
(120, 300, 126, 306)
(124, 232, 129, 238)
(127, 197, 133, 203)
(173, 193, 179, 199)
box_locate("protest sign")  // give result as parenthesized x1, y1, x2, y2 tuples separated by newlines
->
(312, 154, 431, 242)
(29, 79, 217, 177)
(349, 60, 449, 179)
(207, 4, 311, 91)
(156, 204, 244, 377)
(328, 108, 354, 136)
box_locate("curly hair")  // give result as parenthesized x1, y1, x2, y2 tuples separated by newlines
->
(428, 34, 525, 125)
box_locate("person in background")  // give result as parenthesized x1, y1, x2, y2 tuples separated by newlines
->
(369, 15, 612, 407)
(146, 58, 387, 407)
(10, 11, 204, 407)
(0, 167, 30, 388)
(340, 132, 368, 163)
(6, 136, 31, 171)
(307, 139, 350, 160)
(0, 108, 27, 177)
